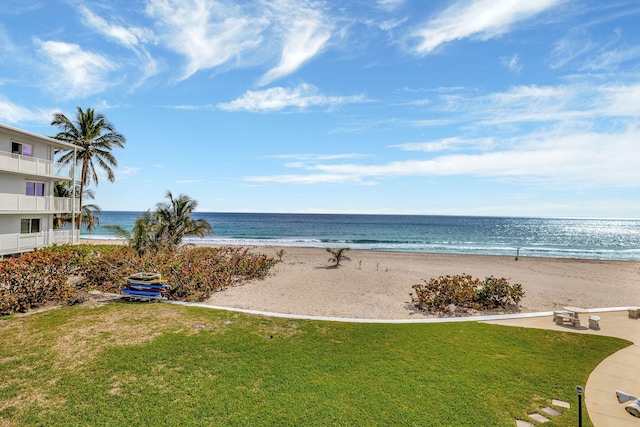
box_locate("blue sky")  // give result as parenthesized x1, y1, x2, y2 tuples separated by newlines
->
(1, 0, 639, 218)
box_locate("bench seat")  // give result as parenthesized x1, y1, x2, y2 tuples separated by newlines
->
(553, 310, 580, 327)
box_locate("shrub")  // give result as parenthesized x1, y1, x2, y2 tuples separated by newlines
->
(411, 274, 524, 314)
(0, 249, 77, 315)
(1, 245, 277, 315)
(76, 246, 278, 302)
(162, 247, 277, 301)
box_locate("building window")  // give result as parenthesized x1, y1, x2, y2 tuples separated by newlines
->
(20, 218, 41, 234)
(11, 142, 33, 156)
(26, 182, 45, 196)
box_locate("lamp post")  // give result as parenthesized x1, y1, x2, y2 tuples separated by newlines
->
(576, 385, 584, 427)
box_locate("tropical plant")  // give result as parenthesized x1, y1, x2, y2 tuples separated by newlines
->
(275, 249, 286, 262)
(154, 191, 213, 251)
(52, 107, 126, 228)
(326, 247, 351, 267)
(411, 274, 524, 314)
(105, 210, 158, 256)
(105, 192, 212, 255)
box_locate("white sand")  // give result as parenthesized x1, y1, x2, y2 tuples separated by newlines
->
(203, 247, 640, 319)
(79, 241, 640, 319)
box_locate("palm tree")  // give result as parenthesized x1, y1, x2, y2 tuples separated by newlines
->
(155, 191, 213, 251)
(327, 247, 351, 267)
(105, 192, 212, 255)
(105, 210, 158, 256)
(52, 107, 126, 228)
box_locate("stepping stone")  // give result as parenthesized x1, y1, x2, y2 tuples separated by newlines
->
(528, 413, 551, 423)
(552, 399, 571, 408)
(542, 406, 563, 416)
(515, 420, 535, 427)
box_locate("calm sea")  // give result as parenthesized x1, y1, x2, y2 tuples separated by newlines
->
(79, 212, 640, 261)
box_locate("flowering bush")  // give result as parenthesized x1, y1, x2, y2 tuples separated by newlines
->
(411, 274, 524, 314)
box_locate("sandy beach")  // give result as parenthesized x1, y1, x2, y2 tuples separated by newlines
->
(201, 246, 640, 319)
(79, 240, 640, 319)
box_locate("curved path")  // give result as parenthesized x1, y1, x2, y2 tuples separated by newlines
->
(483, 308, 640, 426)
(170, 301, 640, 426)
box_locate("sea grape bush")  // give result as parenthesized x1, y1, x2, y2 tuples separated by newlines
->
(0, 249, 78, 315)
(75, 245, 277, 302)
(0, 245, 277, 316)
(411, 274, 524, 314)
(162, 247, 277, 301)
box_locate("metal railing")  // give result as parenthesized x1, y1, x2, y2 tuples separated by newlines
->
(0, 193, 79, 213)
(0, 150, 72, 178)
(0, 229, 80, 256)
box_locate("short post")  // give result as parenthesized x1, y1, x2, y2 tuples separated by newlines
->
(515, 247, 520, 261)
(576, 385, 584, 427)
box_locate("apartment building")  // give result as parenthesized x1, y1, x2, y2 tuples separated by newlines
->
(0, 123, 79, 257)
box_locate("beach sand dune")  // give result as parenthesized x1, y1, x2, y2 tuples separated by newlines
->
(203, 247, 640, 319)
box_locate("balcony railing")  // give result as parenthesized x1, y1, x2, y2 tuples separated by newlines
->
(0, 229, 80, 256)
(0, 150, 73, 179)
(0, 193, 80, 213)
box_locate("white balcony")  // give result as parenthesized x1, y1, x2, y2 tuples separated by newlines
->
(0, 193, 80, 213)
(0, 150, 73, 179)
(0, 229, 80, 256)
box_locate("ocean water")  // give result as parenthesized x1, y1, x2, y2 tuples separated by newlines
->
(80, 212, 640, 261)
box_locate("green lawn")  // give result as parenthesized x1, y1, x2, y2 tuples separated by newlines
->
(0, 302, 628, 426)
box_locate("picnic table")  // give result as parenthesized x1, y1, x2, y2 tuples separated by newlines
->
(553, 307, 600, 329)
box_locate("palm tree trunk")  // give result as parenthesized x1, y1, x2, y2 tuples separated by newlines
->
(77, 161, 88, 230)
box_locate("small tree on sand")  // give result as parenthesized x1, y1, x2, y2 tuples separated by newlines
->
(327, 248, 351, 267)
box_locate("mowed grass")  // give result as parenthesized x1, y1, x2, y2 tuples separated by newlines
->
(0, 302, 628, 427)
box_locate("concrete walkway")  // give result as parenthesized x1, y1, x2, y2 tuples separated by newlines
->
(485, 309, 640, 426)
(168, 299, 640, 426)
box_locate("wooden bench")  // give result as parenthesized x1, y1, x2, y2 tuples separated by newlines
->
(553, 310, 580, 327)
(628, 307, 640, 319)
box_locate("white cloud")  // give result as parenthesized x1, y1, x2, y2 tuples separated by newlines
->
(303, 129, 640, 188)
(78, 5, 153, 48)
(259, 15, 331, 86)
(77, 5, 159, 87)
(550, 33, 598, 69)
(245, 173, 364, 184)
(217, 83, 365, 112)
(35, 39, 117, 98)
(244, 129, 640, 189)
(258, 0, 333, 85)
(376, 0, 406, 12)
(474, 82, 640, 126)
(145, 0, 334, 83)
(411, 0, 562, 54)
(500, 54, 522, 72)
(265, 153, 366, 161)
(581, 44, 640, 72)
(146, 0, 267, 80)
(392, 137, 494, 152)
(0, 98, 52, 124)
(175, 179, 205, 184)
